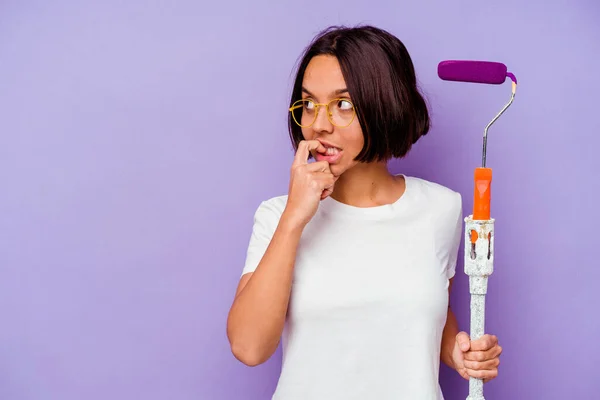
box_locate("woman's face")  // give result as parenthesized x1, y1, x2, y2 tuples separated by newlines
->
(300, 55, 364, 177)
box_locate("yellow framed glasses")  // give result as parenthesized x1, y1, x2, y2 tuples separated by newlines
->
(289, 98, 356, 128)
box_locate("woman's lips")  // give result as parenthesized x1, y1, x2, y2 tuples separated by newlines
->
(314, 146, 342, 163)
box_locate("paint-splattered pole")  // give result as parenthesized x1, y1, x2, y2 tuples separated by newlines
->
(464, 216, 494, 400)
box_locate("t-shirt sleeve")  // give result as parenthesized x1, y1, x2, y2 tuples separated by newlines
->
(444, 192, 464, 279)
(241, 199, 283, 277)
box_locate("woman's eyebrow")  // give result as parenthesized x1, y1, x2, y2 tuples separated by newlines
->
(301, 87, 315, 97)
(301, 87, 349, 98)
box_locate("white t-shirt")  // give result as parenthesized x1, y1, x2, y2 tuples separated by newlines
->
(242, 175, 463, 400)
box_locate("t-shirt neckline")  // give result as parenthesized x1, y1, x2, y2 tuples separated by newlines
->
(319, 174, 411, 219)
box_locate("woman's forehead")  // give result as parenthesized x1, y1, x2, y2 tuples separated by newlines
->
(303, 55, 347, 97)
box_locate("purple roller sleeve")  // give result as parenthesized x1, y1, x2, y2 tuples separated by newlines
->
(438, 60, 509, 84)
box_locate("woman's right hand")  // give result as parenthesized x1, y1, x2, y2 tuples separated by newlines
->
(282, 140, 337, 228)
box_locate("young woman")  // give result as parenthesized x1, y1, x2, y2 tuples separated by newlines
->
(227, 25, 502, 399)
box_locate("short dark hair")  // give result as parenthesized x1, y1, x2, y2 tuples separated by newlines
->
(288, 25, 430, 162)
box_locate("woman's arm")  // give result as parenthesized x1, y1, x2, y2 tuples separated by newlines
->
(441, 278, 460, 370)
(226, 213, 303, 367)
(227, 140, 334, 367)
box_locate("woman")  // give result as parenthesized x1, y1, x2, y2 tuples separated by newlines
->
(227, 25, 502, 399)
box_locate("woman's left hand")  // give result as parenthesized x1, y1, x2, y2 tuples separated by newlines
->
(451, 332, 502, 383)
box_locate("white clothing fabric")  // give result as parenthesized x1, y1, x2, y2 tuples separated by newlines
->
(242, 175, 463, 400)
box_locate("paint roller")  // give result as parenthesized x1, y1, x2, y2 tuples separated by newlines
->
(438, 60, 517, 221)
(438, 60, 517, 400)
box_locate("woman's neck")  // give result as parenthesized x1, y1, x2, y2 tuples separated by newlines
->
(330, 161, 406, 207)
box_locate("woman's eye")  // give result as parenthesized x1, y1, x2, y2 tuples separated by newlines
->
(338, 100, 352, 110)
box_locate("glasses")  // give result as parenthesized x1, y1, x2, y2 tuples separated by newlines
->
(289, 98, 356, 128)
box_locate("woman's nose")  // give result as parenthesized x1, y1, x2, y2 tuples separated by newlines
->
(311, 106, 333, 133)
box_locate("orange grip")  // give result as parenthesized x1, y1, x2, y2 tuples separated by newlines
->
(473, 167, 492, 221)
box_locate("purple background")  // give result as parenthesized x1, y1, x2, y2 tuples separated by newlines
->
(1, 1, 599, 399)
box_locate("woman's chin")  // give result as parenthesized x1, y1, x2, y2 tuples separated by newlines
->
(330, 165, 346, 178)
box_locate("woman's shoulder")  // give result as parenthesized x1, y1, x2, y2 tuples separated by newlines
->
(252, 194, 288, 221)
(258, 194, 288, 210)
(404, 175, 462, 212)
